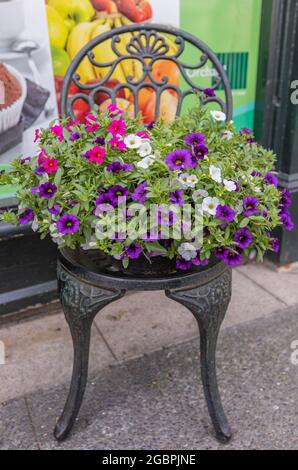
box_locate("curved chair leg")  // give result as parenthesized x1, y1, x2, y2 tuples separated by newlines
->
(54, 264, 125, 441)
(166, 269, 232, 443)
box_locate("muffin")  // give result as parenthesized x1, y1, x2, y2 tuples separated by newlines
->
(0, 63, 27, 134)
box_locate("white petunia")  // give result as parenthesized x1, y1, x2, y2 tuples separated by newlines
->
(202, 196, 220, 215)
(222, 130, 233, 140)
(136, 155, 155, 169)
(223, 179, 237, 192)
(31, 217, 39, 232)
(178, 242, 197, 261)
(178, 173, 198, 188)
(138, 140, 152, 157)
(124, 134, 142, 149)
(210, 110, 226, 123)
(209, 165, 222, 183)
(192, 189, 209, 202)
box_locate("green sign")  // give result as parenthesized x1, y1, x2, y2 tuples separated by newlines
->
(180, 0, 262, 129)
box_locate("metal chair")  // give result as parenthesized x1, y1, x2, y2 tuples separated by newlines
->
(56, 23, 233, 444)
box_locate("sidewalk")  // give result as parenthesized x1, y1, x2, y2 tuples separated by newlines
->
(1, 262, 298, 449)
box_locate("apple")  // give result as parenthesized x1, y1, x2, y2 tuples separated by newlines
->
(82, 79, 125, 105)
(51, 46, 71, 76)
(47, 0, 95, 25)
(90, 0, 118, 14)
(46, 5, 68, 49)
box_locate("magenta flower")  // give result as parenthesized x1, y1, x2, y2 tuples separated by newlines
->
(109, 136, 127, 151)
(50, 125, 64, 141)
(57, 214, 80, 234)
(39, 182, 57, 198)
(108, 118, 126, 136)
(85, 115, 100, 132)
(38, 148, 47, 165)
(216, 205, 235, 223)
(165, 149, 192, 171)
(42, 158, 59, 174)
(136, 131, 150, 139)
(183, 132, 205, 147)
(204, 88, 216, 97)
(234, 228, 253, 249)
(19, 208, 34, 225)
(34, 129, 40, 143)
(243, 197, 259, 216)
(87, 146, 106, 164)
(170, 189, 184, 206)
(264, 172, 278, 187)
(132, 182, 148, 203)
(108, 103, 123, 116)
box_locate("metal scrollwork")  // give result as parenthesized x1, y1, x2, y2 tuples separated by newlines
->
(60, 24, 232, 122)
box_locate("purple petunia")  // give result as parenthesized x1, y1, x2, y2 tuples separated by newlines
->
(264, 172, 278, 187)
(234, 228, 253, 249)
(57, 214, 80, 234)
(39, 182, 57, 198)
(48, 204, 61, 215)
(251, 171, 262, 177)
(96, 192, 114, 207)
(93, 136, 105, 145)
(223, 248, 243, 266)
(157, 208, 178, 226)
(183, 132, 205, 147)
(106, 162, 134, 174)
(146, 121, 155, 130)
(107, 185, 129, 206)
(176, 258, 192, 270)
(214, 246, 227, 260)
(192, 251, 209, 266)
(193, 143, 208, 160)
(125, 243, 142, 259)
(170, 189, 184, 206)
(132, 182, 148, 204)
(243, 196, 259, 216)
(216, 205, 235, 223)
(280, 188, 291, 208)
(241, 128, 253, 135)
(34, 167, 46, 175)
(270, 238, 280, 253)
(280, 212, 295, 231)
(204, 87, 216, 98)
(69, 132, 81, 141)
(19, 208, 34, 225)
(165, 149, 193, 171)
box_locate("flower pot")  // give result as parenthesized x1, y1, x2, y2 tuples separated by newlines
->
(62, 247, 218, 277)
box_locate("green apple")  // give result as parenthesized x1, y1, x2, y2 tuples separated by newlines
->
(47, 0, 95, 24)
(64, 17, 76, 32)
(46, 5, 69, 49)
(51, 46, 71, 76)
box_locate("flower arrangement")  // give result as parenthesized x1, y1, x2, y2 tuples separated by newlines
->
(0, 98, 293, 271)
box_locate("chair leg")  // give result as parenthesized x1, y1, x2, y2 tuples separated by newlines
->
(54, 264, 125, 441)
(166, 269, 232, 443)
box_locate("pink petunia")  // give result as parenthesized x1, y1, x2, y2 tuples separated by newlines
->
(34, 129, 40, 143)
(108, 103, 124, 116)
(50, 125, 64, 142)
(87, 146, 106, 164)
(108, 119, 126, 136)
(85, 115, 100, 132)
(37, 148, 47, 165)
(42, 158, 59, 174)
(108, 136, 127, 151)
(136, 131, 150, 139)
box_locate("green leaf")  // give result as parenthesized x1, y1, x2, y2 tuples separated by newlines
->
(239, 218, 250, 228)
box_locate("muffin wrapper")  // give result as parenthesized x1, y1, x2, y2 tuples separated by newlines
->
(0, 63, 27, 134)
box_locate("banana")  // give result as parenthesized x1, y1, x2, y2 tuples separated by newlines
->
(67, 22, 96, 83)
(91, 20, 126, 84)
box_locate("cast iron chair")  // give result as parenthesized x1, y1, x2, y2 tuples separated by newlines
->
(56, 23, 233, 443)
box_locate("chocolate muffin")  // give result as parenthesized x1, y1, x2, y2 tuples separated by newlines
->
(0, 63, 22, 110)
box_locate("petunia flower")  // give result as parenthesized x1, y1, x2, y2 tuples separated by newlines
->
(178, 242, 197, 261)
(223, 179, 237, 192)
(178, 173, 198, 188)
(264, 172, 278, 187)
(243, 196, 259, 216)
(107, 185, 129, 206)
(137, 155, 155, 169)
(165, 149, 193, 171)
(193, 143, 208, 160)
(170, 189, 184, 206)
(39, 182, 57, 198)
(216, 205, 236, 223)
(124, 134, 142, 149)
(209, 165, 222, 183)
(57, 214, 80, 234)
(87, 146, 106, 164)
(69, 131, 81, 141)
(192, 189, 209, 201)
(132, 182, 149, 204)
(106, 162, 134, 174)
(138, 140, 152, 157)
(176, 258, 192, 270)
(204, 87, 216, 97)
(19, 208, 34, 225)
(202, 196, 220, 215)
(210, 110, 226, 123)
(234, 228, 253, 249)
(34, 129, 40, 143)
(108, 119, 126, 136)
(42, 158, 59, 174)
(184, 132, 205, 147)
(50, 125, 64, 141)
(221, 130, 233, 140)
(109, 135, 127, 151)
(223, 248, 243, 266)
(214, 246, 228, 260)
(124, 243, 142, 259)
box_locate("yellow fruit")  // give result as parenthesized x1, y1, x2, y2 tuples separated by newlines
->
(91, 22, 126, 84)
(46, 5, 68, 49)
(47, 0, 95, 23)
(67, 22, 96, 83)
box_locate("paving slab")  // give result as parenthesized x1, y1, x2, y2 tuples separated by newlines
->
(0, 313, 115, 403)
(238, 263, 298, 306)
(21, 306, 298, 450)
(0, 398, 38, 450)
(95, 270, 285, 360)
